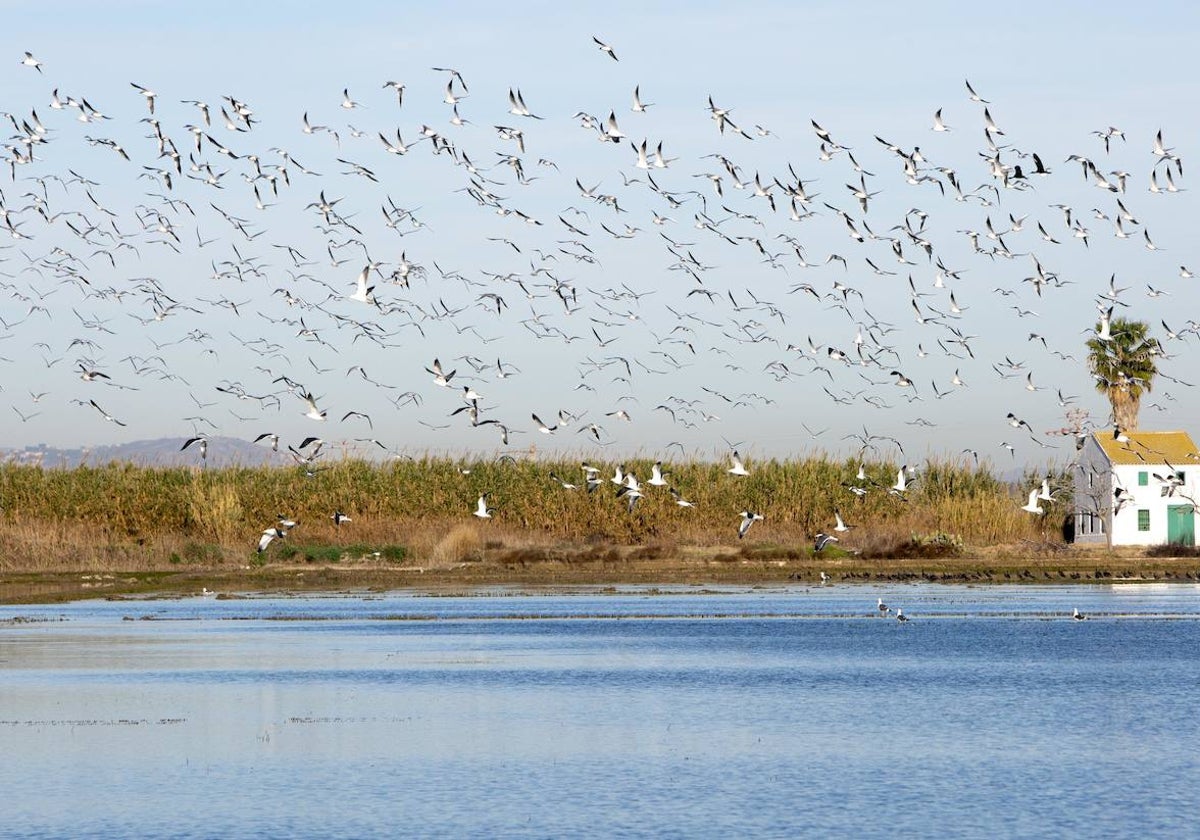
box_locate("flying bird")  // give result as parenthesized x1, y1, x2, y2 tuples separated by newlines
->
(257, 526, 286, 553)
(814, 532, 839, 551)
(728, 450, 750, 476)
(473, 493, 494, 519)
(738, 510, 764, 539)
(1021, 489, 1044, 515)
(592, 36, 618, 61)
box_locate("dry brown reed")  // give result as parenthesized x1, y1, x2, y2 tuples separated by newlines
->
(0, 455, 1065, 571)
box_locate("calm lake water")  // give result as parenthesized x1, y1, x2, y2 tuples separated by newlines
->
(3, 584, 1200, 839)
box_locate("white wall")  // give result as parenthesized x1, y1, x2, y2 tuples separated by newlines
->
(1072, 437, 1198, 546)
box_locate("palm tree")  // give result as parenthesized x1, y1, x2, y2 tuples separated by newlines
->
(1086, 317, 1160, 431)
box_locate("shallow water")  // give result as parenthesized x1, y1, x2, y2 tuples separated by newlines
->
(3, 584, 1200, 838)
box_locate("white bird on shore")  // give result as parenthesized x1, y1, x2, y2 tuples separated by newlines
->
(1072, 607, 1087, 621)
(896, 608, 909, 623)
(877, 597, 889, 616)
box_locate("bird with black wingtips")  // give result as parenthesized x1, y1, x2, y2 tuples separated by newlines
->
(473, 492, 494, 519)
(814, 532, 839, 551)
(728, 450, 750, 476)
(300, 391, 326, 421)
(257, 526, 286, 553)
(592, 35, 618, 61)
(616, 472, 643, 512)
(833, 509, 852, 533)
(669, 487, 695, 508)
(738, 510, 764, 539)
(254, 432, 280, 452)
(181, 435, 208, 464)
(426, 358, 456, 387)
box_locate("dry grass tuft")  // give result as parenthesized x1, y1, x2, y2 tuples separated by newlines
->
(429, 524, 484, 567)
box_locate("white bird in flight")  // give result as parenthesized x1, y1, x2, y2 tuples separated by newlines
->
(1021, 489, 1044, 515)
(738, 510, 764, 539)
(728, 450, 750, 476)
(473, 493, 494, 519)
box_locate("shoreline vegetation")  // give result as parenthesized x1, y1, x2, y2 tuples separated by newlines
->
(2, 457, 1198, 604)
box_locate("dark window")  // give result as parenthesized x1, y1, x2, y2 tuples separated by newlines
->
(1138, 509, 1151, 531)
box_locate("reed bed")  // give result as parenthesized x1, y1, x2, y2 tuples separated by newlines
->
(0, 455, 1066, 571)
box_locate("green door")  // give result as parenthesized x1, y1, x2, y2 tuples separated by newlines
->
(1168, 505, 1195, 546)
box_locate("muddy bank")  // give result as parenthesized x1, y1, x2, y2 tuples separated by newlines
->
(3, 544, 1199, 604)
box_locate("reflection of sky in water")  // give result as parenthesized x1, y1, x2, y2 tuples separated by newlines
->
(3, 586, 1200, 837)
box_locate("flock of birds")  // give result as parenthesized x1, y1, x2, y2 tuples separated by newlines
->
(2, 40, 1197, 555)
(862, 596, 1089, 622)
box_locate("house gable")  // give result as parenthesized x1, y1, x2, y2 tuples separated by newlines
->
(1073, 430, 1199, 546)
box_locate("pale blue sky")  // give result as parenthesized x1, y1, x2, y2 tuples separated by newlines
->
(0, 1, 1197, 469)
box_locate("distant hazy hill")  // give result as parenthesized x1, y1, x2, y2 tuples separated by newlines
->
(1, 436, 283, 468)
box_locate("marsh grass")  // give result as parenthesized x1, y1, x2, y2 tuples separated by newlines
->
(0, 455, 1065, 571)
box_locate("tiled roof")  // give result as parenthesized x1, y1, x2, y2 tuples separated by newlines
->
(1093, 430, 1200, 466)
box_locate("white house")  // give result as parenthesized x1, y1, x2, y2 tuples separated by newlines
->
(1073, 430, 1199, 547)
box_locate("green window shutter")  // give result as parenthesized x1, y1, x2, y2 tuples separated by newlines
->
(1138, 509, 1151, 531)
(1138, 471, 1149, 486)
